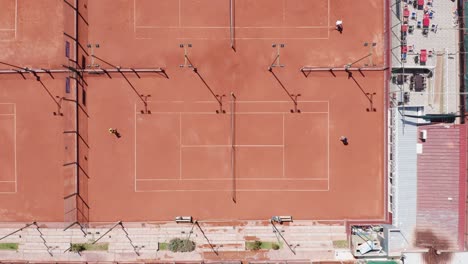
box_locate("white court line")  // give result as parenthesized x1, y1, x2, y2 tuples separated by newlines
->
(136, 112, 329, 114)
(135, 26, 330, 29)
(135, 189, 329, 192)
(282, 0, 286, 23)
(282, 113, 285, 178)
(175, 37, 330, 40)
(15, 0, 17, 39)
(0, 29, 15, 31)
(14, 103, 16, 192)
(136, 178, 328, 181)
(134, 103, 137, 192)
(133, 0, 136, 33)
(146, 100, 330, 103)
(0, 181, 15, 183)
(178, 0, 181, 28)
(327, 0, 330, 39)
(327, 101, 330, 191)
(181, 144, 284, 148)
(0, 113, 15, 115)
(179, 112, 182, 180)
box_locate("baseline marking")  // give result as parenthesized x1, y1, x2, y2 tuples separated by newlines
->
(137, 178, 328, 181)
(328, 0, 330, 39)
(282, 113, 285, 178)
(14, 103, 16, 192)
(135, 26, 330, 29)
(179, 112, 182, 180)
(14, 0, 17, 39)
(135, 189, 329, 192)
(134, 103, 137, 193)
(180, 144, 284, 147)
(135, 112, 329, 115)
(133, 0, 136, 33)
(327, 101, 330, 190)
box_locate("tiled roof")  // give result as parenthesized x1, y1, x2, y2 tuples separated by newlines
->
(416, 124, 466, 250)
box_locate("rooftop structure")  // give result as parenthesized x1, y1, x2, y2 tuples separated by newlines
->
(390, 0, 462, 115)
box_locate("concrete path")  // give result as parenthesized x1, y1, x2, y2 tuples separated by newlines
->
(0, 221, 353, 262)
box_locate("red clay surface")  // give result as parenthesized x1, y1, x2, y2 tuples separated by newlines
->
(0, 104, 16, 193)
(0, 0, 386, 222)
(0, 1, 69, 221)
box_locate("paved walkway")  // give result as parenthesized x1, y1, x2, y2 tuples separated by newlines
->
(0, 221, 352, 262)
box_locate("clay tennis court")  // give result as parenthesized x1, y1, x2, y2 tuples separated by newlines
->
(0, 0, 387, 222)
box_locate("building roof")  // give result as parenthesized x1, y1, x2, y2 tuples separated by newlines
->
(416, 124, 466, 250)
(393, 107, 421, 246)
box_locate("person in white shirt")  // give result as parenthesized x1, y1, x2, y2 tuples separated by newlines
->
(336, 20, 343, 33)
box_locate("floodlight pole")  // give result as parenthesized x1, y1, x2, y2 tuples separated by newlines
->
(0, 222, 36, 241)
(91, 55, 150, 113)
(195, 221, 218, 255)
(92, 221, 122, 244)
(63, 221, 87, 236)
(366, 92, 377, 112)
(345, 53, 373, 70)
(182, 53, 225, 113)
(119, 222, 141, 256)
(268, 44, 285, 70)
(270, 219, 296, 255)
(268, 69, 301, 113)
(230, 92, 236, 203)
(187, 221, 197, 240)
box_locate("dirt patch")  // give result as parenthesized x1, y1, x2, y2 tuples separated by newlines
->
(415, 229, 453, 264)
(202, 250, 268, 262)
(244, 236, 260, 241)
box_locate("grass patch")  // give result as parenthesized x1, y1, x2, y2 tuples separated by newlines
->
(0, 243, 18, 250)
(70, 243, 109, 253)
(246, 241, 281, 250)
(158, 242, 169, 251)
(333, 240, 349, 248)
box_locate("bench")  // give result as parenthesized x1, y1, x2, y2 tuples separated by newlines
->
(175, 216, 192, 223)
(271, 216, 293, 224)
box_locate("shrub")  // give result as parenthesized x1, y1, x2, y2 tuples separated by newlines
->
(0, 243, 19, 250)
(158, 242, 169, 250)
(70, 243, 108, 253)
(70, 243, 86, 253)
(272, 243, 280, 250)
(179, 239, 196, 252)
(168, 238, 196, 252)
(333, 240, 349, 248)
(251, 240, 262, 251)
(168, 238, 182, 252)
